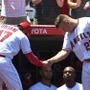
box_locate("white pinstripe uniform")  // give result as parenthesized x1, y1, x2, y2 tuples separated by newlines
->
(62, 17, 90, 90)
(0, 24, 32, 90)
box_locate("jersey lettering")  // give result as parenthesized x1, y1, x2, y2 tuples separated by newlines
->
(84, 40, 90, 51)
(0, 30, 13, 42)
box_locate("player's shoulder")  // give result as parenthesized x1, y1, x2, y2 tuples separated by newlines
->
(64, 32, 70, 39)
(79, 17, 90, 23)
(0, 24, 19, 32)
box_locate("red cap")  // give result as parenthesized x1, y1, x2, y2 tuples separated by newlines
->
(18, 22, 31, 35)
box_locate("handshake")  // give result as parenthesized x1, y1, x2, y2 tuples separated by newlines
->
(42, 59, 54, 66)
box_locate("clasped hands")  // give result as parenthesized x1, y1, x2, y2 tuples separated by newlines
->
(42, 59, 53, 66)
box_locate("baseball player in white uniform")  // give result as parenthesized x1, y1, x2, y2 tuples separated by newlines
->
(47, 14, 90, 90)
(0, 22, 47, 90)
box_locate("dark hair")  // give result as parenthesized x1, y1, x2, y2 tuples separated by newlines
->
(55, 14, 69, 28)
(63, 66, 76, 73)
(17, 25, 23, 31)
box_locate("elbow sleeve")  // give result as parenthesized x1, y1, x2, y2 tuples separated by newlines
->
(25, 52, 43, 66)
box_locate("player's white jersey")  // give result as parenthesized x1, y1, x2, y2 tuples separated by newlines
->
(0, 24, 32, 59)
(62, 17, 90, 61)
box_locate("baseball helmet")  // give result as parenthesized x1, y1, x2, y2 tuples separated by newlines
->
(17, 22, 31, 35)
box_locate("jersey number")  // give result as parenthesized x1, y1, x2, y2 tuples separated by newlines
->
(84, 40, 90, 51)
(0, 30, 12, 42)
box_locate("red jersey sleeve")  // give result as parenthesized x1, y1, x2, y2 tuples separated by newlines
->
(25, 52, 43, 66)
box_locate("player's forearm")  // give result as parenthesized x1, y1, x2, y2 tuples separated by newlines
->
(25, 52, 43, 66)
(48, 50, 70, 64)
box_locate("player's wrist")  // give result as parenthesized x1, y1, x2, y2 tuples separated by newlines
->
(47, 58, 55, 65)
(38, 60, 43, 66)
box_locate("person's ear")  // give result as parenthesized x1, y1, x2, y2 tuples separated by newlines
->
(66, 19, 70, 24)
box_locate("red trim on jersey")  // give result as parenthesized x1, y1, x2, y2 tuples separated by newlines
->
(0, 55, 5, 57)
(25, 52, 43, 66)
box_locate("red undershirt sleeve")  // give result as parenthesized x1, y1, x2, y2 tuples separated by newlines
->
(25, 52, 43, 66)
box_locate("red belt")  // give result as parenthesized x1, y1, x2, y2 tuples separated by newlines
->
(0, 55, 5, 58)
(85, 59, 90, 62)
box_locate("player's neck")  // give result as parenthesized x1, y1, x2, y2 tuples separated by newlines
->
(66, 81, 76, 88)
(41, 80, 51, 87)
